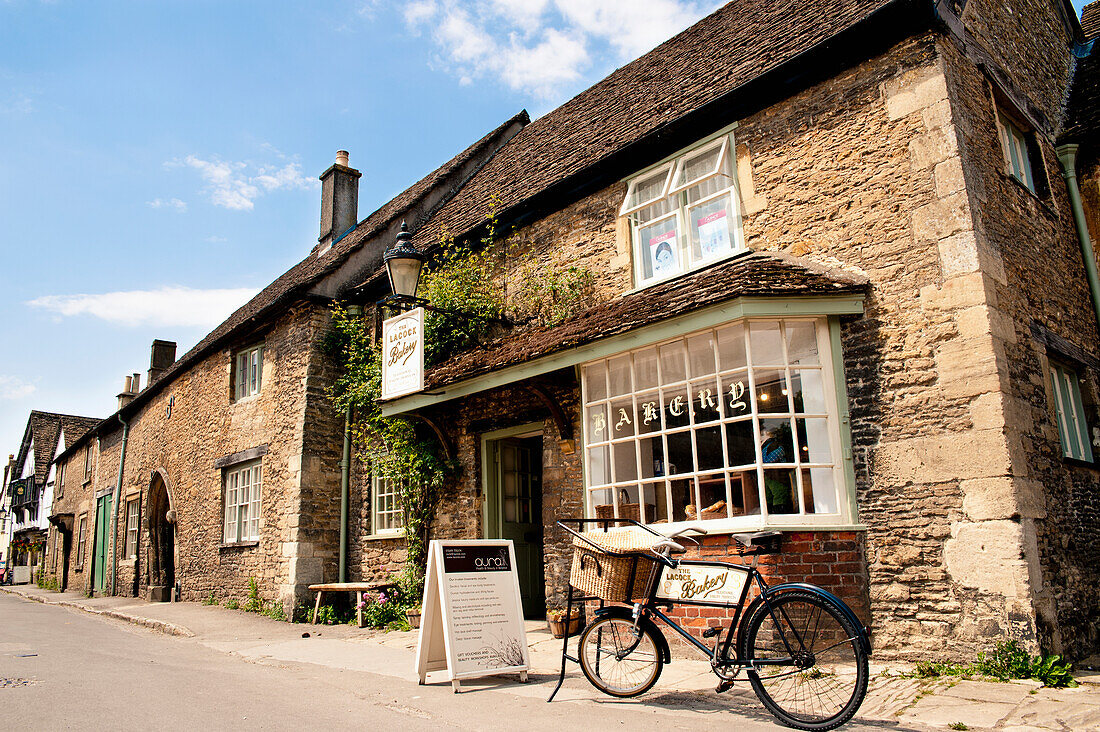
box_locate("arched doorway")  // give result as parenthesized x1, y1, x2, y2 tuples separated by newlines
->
(147, 473, 175, 602)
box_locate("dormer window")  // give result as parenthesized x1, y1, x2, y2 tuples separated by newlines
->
(621, 132, 744, 287)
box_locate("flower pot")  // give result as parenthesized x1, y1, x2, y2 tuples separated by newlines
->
(405, 608, 422, 629)
(548, 614, 583, 639)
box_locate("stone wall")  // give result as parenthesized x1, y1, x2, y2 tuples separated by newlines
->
(44, 443, 97, 594)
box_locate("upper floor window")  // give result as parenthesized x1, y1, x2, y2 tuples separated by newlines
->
(996, 110, 1036, 193)
(581, 317, 850, 531)
(371, 476, 404, 536)
(621, 132, 744, 288)
(83, 445, 93, 480)
(1049, 359, 1094, 463)
(56, 460, 65, 499)
(224, 460, 261, 543)
(235, 345, 264, 400)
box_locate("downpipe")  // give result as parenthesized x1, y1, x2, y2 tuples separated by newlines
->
(109, 414, 130, 596)
(1056, 144, 1100, 336)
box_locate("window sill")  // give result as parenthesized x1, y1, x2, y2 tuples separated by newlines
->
(231, 394, 262, 406)
(622, 519, 868, 537)
(622, 248, 752, 297)
(1063, 456, 1099, 472)
(219, 540, 260, 550)
(999, 171, 1058, 219)
(363, 532, 406, 542)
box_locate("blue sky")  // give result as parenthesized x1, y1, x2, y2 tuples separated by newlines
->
(0, 0, 731, 455)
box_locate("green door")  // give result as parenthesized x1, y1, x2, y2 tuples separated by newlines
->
(494, 438, 545, 618)
(93, 494, 112, 593)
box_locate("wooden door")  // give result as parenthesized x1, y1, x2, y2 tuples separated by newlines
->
(93, 494, 112, 592)
(495, 438, 545, 618)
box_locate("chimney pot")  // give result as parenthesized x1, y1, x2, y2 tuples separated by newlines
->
(132, 373, 141, 392)
(124, 376, 133, 392)
(148, 340, 177, 385)
(317, 150, 361, 254)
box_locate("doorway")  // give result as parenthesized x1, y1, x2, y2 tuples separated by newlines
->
(147, 474, 175, 599)
(92, 493, 112, 593)
(482, 425, 545, 618)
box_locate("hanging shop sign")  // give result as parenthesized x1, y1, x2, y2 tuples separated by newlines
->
(415, 540, 530, 691)
(381, 307, 425, 400)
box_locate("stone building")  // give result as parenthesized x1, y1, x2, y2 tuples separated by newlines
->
(44, 0, 1100, 661)
(4, 411, 99, 585)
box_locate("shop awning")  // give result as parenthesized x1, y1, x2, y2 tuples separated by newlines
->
(381, 251, 868, 417)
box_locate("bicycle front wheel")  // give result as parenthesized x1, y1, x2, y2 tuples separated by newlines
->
(578, 617, 663, 697)
(740, 590, 869, 731)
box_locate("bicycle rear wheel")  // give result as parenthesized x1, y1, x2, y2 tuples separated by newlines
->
(739, 590, 868, 730)
(578, 617, 663, 697)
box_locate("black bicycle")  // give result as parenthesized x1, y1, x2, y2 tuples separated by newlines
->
(552, 519, 870, 731)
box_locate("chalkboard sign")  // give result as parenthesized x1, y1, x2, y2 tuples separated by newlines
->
(415, 540, 530, 691)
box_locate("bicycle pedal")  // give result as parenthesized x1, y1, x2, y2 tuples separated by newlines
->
(715, 678, 736, 694)
(701, 627, 721, 638)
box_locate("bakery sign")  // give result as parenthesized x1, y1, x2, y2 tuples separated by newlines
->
(381, 307, 425, 400)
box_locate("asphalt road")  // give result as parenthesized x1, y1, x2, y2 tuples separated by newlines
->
(0, 593, 903, 731)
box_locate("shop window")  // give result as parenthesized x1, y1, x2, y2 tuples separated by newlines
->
(582, 317, 850, 529)
(125, 498, 140, 558)
(371, 476, 404, 536)
(224, 461, 262, 543)
(621, 131, 744, 287)
(1049, 360, 1094, 462)
(234, 344, 264, 400)
(76, 514, 87, 569)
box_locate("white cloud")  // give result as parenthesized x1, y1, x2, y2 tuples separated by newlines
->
(204, 235, 227, 243)
(402, 0, 722, 99)
(0, 375, 36, 401)
(28, 286, 259, 328)
(169, 155, 315, 211)
(147, 197, 187, 212)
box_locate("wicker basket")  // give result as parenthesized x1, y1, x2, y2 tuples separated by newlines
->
(569, 527, 659, 603)
(594, 489, 656, 524)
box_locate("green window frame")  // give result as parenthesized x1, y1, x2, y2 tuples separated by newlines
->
(1049, 360, 1094, 462)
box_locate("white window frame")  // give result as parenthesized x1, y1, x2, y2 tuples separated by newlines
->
(622, 130, 745, 289)
(371, 476, 404, 536)
(1049, 360, 1094, 462)
(996, 110, 1035, 193)
(56, 460, 65, 499)
(76, 514, 87, 569)
(235, 344, 264, 401)
(580, 316, 852, 533)
(124, 498, 140, 559)
(223, 461, 262, 543)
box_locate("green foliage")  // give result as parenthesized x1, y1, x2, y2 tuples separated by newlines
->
(356, 590, 409, 629)
(316, 604, 340, 625)
(261, 600, 288, 622)
(35, 572, 59, 592)
(507, 258, 594, 328)
(245, 577, 262, 613)
(201, 591, 218, 606)
(909, 640, 1077, 688)
(948, 723, 968, 730)
(225, 598, 240, 610)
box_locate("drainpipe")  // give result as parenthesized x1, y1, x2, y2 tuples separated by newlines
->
(338, 304, 362, 583)
(1056, 144, 1100, 335)
(109, 415, 130, 596)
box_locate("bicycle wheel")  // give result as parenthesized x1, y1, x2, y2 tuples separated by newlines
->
(740, 590, 868, 731)
(578, 617, 663, 697)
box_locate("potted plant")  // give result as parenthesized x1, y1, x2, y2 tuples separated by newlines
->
(405, 606, 422, 629)
(547, 607, 584, 639)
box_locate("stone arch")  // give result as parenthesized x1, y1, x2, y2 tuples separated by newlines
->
(146, 469, 176, 600)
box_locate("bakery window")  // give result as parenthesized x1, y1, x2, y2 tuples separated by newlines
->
(621, 130, 744, 288)
(581, 317, 852, 530)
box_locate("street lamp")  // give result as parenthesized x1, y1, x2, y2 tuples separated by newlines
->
(383, 221, 425, 303)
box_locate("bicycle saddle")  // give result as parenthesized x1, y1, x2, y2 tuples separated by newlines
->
(731, 530, 782, 548)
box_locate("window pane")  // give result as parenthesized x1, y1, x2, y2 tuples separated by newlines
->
(760, 419, 795, 464)
(672, 142, 723, 190)
(749, 322, 784, 365)
(612, 442, 638, 482)
(785, 322, 819, 365)
(661, 383, 691, 429)
(584, 362, 607, 401)
(586, 404, 609, 443)
(633, 348, 658, 390)
(802, 468, 838, 515)
(608, 355, 632, 396)
(659, 341, 687, 383)
(791, 370, 827, 414)
(686, 333, 716, 378)
(695, 474, 728, 520)
(636, 392, 661, 434)
(691, 378, 722, 423)
(638, 436, 664, 478)
(637, 217, 681, 281)
(763, 469, 798, 515)
(695, 426, 724, 471)
(721, 372, 751, 419)
(587, 446, 610, 486)
(796, 418, 833, 463)
(688, 193, 736, 263)
(725, 419, 756, 467)
(754, 369, 789, 414)
(716, 324, 747, 371)
(665, 431, 692, 476)
(623, 166, 671, 212)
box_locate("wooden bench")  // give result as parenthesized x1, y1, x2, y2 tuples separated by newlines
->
(308, 582, 397, 628)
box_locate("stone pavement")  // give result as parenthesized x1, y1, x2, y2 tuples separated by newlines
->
(5, 584, 1100, 731)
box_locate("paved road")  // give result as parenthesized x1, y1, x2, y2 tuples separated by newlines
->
(0, 593, 907, 731)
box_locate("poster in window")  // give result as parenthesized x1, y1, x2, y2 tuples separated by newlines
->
(648, 229, 679, 279)
(695, 207, 731, 259)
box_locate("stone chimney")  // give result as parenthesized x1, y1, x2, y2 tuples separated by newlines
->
(117, 374, 139, 410)
(317, 150, 361, 255)
(148, 339, 177, 386)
